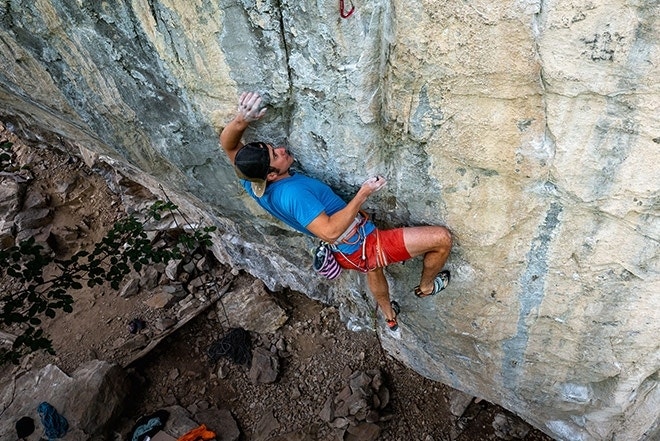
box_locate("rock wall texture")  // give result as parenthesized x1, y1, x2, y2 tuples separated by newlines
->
(0, 1, 658, 440)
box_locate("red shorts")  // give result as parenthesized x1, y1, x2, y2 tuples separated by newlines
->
(333, 228, 411, 273)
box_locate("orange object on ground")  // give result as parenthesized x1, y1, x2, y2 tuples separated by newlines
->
(176, 424, 216, 441)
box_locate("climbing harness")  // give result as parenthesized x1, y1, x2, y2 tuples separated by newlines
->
(334, 211, 368, 245)
(333, 226, 389, 274)
(339, 0, 355, 18)
(311, 211, 370, 279)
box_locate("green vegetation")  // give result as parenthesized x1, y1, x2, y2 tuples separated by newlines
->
(0, 195, 216, 365)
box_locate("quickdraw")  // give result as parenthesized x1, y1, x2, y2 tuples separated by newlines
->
(340, 0, 355, 18)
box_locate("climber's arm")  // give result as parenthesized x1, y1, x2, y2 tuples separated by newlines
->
(306, 177, 387, 243)
(220, 92, 267, 163)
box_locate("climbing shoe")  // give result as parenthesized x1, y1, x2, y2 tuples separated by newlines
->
(386, 301, 401, 332)
(414, 270, 451, 298)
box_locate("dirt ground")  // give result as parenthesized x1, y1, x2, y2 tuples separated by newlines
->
(0, 126, 554, 441)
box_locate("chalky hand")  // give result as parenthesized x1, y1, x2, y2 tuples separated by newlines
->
(238, 91, 267, 122)
(361, 175, 387, 195)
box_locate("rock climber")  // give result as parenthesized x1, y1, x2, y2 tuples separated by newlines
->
(219, 91, 453, 334)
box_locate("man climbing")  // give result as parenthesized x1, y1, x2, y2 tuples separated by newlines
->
(219, 91, 453, 335)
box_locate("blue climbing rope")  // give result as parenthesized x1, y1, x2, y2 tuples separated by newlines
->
(37, 402, 68, 440)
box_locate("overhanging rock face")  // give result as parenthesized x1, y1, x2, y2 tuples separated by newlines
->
(0, 1, 658, 440)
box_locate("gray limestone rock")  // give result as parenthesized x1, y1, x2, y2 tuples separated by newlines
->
(119, 277, 140, 298)
(155, 317, 178, 331)
(218, 279, 288, 334)
(329, 369, 388, 433)
(160, 405, 199, 438)
(165, 259, 181, 281)
(493, 412, 532, 440)
(144, 292, 175, 309)
(344, 422, 381, 441)
(449, 389, 475, 417)
(0, 2, 658, 440)
(194, 408, 240, 441)
(140, 266, 161, 290)
(248, 346, 280, 384)
(319, 396, 334, 423)
(0, 360, 129, 440)
(252, 410, 280, 441)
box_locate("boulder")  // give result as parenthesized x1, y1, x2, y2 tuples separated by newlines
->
(449, 389, 475, 417)
(0, 360, 129, 440)
(144, 405, 197, 439)
(493, 412, 532, 440)
(248, 347, 280, 384)
(119, 277, 140, 298)
(218, 279, 288, 334)
(194, 408, 240, 441)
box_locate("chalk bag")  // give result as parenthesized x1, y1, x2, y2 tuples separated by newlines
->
(313, 243, 342, 280)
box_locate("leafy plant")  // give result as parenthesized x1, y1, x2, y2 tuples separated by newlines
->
(0, 200, 216, 365)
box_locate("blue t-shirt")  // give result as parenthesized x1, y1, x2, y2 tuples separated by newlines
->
(241, 172, 374, 254)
